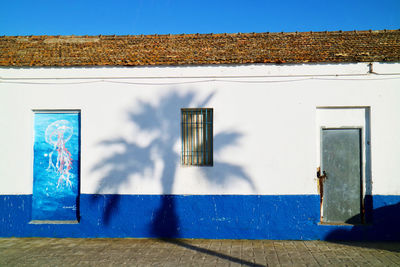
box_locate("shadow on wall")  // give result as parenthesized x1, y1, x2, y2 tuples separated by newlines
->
(90, 90, 254, 238)
(325, 200, 400, 250)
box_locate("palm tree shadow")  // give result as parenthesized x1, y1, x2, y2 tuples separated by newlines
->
(90, 90, 255, 241)
(160, 239, 264, 267)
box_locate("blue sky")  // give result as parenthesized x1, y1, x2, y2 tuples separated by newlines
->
(1, 0, 399, 36)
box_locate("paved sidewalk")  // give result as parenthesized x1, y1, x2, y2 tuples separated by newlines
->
(0, 238, 399, 266)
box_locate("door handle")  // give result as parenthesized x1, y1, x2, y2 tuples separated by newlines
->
(317, 167, 327, 179)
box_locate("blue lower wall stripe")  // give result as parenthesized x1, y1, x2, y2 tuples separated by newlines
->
(0, 194, 399, 240)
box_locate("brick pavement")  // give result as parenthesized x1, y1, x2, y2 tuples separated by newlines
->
(0, 238, 399, 266)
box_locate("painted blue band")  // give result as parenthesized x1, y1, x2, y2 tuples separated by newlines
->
(0, 194, 399, 240)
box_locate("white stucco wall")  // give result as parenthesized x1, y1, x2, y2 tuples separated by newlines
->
(1, 63, 399, 195)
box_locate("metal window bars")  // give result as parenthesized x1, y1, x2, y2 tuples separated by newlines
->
(181, 108, 213, 166)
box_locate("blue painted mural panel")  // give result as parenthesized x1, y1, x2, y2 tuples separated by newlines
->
(0, 194, 399, 240)
(32, 113, 80, 221)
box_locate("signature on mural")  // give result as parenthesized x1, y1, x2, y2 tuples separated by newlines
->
(62, 205, 77, 211)
(45, 120, 74, 188)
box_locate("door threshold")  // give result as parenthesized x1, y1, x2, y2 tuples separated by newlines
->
(318, 222, 364, 226)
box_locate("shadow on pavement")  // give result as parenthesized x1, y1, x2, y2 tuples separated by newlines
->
(160, 239, 264, 267)
(325, 201, 400, 252)
(326, 241, 400, 253)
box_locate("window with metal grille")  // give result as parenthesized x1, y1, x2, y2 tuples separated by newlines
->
(181, 108, 213, 166)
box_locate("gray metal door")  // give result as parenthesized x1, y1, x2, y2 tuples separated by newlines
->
(321, 128, 362, 224)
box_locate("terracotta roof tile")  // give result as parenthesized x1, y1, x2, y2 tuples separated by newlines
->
(0, 30, 399, 67)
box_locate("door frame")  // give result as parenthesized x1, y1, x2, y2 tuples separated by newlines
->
(316, 107, 371, 225)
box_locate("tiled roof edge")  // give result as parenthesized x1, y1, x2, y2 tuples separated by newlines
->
(2, 29, 399, 38)
(1, 30, 399, 67)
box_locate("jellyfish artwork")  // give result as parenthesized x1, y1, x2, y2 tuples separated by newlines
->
(45, 120, 74, 188)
